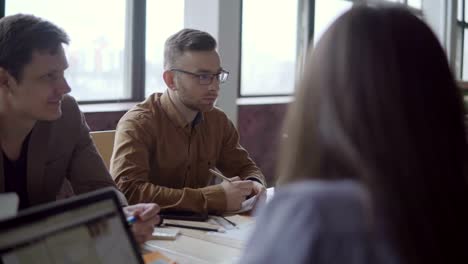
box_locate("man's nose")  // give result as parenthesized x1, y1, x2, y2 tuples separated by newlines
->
(57, 77, 71, 95)
(208, 78, 220, 91)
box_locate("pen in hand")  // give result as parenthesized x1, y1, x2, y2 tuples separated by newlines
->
(209, 168, 233, 182)
(126, 215, 138, 225)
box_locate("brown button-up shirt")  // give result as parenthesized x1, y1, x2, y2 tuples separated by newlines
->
(110, 92, 265, 214)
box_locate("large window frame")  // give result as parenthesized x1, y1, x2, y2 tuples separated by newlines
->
(455, 0, 468, 95)
(458, 0, 468, 81)
(238, 0, 314, 98)
(237, 0, 422, 98)
(2, 0, 425, 104)
(0, 0, 147, 105)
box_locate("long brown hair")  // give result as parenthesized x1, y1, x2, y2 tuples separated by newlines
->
(278, 4, 468, 264)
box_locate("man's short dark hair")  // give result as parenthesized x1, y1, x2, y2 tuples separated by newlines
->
(0, 14, 69, 81)
(163, 28, 217, 70)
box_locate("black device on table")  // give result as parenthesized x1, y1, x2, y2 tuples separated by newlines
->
(159, 211, 208, 222)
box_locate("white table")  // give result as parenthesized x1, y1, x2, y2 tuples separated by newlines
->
(143, 188, 274, 263)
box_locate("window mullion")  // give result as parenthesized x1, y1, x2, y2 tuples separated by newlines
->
(461, 0, 465, 79)
(126, 0, 146, 101)
(0, 0, 5, 17)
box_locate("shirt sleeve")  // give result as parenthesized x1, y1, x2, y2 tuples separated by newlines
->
(110, 112, 226, 214)
(217, 118, 266, 186)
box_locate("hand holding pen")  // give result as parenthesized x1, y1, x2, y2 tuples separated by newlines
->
(209, 168, 233, 182)
(209, 168, 265, 195)
(124, 203, 160, 244)
(209, 168, 254, 211)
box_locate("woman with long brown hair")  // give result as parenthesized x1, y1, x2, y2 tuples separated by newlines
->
(239, 4, 468, 264)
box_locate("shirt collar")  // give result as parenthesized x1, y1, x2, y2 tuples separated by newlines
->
(159, 91, 204, 129)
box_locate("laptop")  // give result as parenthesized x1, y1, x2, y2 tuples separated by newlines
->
(0, 187, 144, 264)
(0, 193, 18, 221)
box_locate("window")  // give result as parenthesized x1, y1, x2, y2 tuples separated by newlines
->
(407, 0, 422, 9)
(7, 0, 425, 101)
(314, 0, 353, 45)
(240, 0, 299, 96)
(5, 0, 184, 103)
(145, 0, 184, 97)
(458, 0, 468, 80)
(240, 0, 424, 97)
(6, 0, 127, 102)
(314, 0, 422, 47)
(386, 0, 422, 9)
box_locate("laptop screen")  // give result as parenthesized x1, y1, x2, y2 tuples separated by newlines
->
(0, 193, 18, 221)
(0, 188, 143, 264)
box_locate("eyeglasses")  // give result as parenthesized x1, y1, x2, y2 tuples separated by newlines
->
(170, 68, 229, 85)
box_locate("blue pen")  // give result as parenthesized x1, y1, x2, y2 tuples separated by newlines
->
(126, 215, 138, 225)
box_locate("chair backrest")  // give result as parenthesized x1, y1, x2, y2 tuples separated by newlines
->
(90, 130, 116, 169)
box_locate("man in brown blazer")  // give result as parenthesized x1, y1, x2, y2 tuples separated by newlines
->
(0, 14, 159, 244)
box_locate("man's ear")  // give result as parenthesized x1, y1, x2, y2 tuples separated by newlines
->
(163, 70, 176, 91)
(0, 68, 13, 93)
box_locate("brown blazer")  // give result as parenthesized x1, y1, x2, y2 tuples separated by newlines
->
(0, 95, 126, 207)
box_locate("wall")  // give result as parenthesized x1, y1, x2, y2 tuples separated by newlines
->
(184, 0, 240, 125)
(85, 111, 127, 131)
(237, 103, 289, 186)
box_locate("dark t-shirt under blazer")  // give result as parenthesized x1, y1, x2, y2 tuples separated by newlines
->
(0, 95, 126, 208)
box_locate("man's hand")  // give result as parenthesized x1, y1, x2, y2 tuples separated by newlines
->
(251, 181, 266, 196)
(123, 203, 160, 244)
(221, 177, 254, 211)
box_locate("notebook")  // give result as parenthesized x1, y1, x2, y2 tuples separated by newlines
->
(0, 187, 144, 264)
(226, 188, 267, 215)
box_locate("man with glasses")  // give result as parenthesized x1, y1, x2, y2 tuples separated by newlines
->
(111, 29, 266, 214)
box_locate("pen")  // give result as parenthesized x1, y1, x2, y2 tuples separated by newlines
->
(163, 223, 225, 233)
(209, 168, 233, 182)
(126, 215, 138, 225)
(221, 216, 237, 227)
